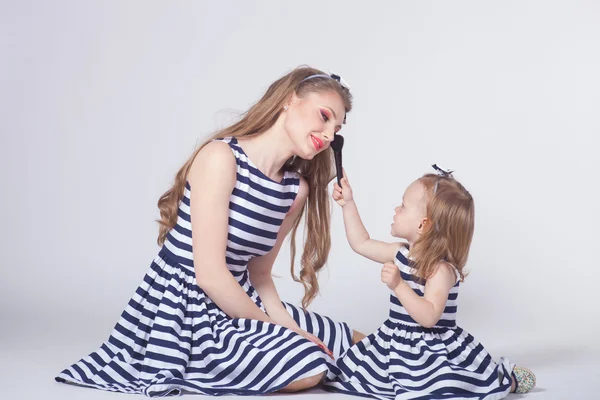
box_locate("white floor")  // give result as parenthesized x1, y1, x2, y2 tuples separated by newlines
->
(2, 325, 598, 400)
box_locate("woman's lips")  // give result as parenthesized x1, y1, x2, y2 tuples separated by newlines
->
(311, 135, 323, 150)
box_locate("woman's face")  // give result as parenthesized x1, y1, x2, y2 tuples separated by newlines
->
(284, 90, 346, 160)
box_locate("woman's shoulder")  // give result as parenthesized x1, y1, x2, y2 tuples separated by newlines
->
(188, 140, 237, 187)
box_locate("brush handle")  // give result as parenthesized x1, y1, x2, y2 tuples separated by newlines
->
(334, 150, 343, 186)
(330, 134, 344, 186)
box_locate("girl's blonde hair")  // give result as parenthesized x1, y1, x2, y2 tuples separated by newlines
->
(410, 174, 474, 282)
(156, 66, 353, 308)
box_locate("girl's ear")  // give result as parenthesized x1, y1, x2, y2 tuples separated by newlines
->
(418, 217, 430, 234)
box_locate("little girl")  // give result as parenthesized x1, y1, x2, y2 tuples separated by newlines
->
(324, 166, 536, 399)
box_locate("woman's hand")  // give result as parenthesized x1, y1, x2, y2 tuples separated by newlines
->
(294, 328, 334, 359)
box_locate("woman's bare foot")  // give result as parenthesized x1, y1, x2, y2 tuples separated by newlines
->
(352, 329, 366, 344)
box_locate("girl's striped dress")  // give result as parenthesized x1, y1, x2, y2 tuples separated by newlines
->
(55, 136, 353, 397)
(324, 246, 514, 400)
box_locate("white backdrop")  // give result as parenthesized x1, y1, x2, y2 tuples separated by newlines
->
(1, 1, 599, 398)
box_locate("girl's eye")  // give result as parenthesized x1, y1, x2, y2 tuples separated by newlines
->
(321, 111, 329, 122)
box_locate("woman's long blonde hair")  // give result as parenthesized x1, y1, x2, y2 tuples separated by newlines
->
(156, 66, 352, 308)
(410, 174, 475, 282)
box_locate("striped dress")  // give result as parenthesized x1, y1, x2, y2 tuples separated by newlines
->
(324, 246, 514, 400)
(55, 136, 353, 397)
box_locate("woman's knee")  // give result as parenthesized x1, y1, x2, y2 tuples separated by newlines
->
(279, 371, 325, 392)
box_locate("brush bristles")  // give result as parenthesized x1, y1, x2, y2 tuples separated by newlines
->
(331, 134, 344, 151)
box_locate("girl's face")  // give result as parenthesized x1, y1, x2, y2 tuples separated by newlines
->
(284, 90, 346, 160)
(391, 180, 429, 242)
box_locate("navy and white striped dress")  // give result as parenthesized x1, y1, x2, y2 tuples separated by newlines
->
(56, 137, 353, 396)
(324, 246, 514, 400)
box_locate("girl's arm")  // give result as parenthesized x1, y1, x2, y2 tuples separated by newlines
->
(333, 173, 402, 263)
(381, 261, 456, 328)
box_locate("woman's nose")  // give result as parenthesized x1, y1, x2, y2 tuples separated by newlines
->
(322, 131, 335, 143)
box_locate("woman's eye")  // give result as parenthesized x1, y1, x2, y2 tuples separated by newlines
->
(321, 111, 329, 122)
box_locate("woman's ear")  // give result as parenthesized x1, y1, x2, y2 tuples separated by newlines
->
(288, 91, 301, 107)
